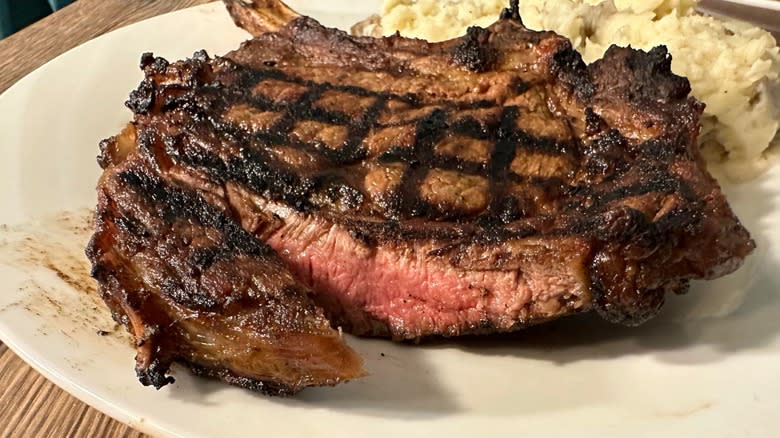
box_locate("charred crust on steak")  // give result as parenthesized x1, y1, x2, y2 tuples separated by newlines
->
(126, 80, 155, 114)
(500, 0, 523, 26)
(584, 108, 607, 136)
(551, 45, 595, 101)
(453, 26, 498, 73)
(117, 170, 272, 263)
(137, 356, 176, 389)
(140, 52, 170, 74)
(593, 45, 691, 105)
(582, 129, 630, 176)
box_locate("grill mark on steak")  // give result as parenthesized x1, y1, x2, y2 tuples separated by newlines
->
(396, 108, 452, 217)
(482, 106, 521, 225)
(235, 66, 419, 108)
(165, 61, 588, 223)
(117, 170, 270, 263)
(89, 0, 756, 391)
(454, 26, 499, 72)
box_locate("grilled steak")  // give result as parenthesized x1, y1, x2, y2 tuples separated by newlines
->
(88, 0, 754, 392)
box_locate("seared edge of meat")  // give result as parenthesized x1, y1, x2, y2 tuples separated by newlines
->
(87, 126, 365, 394)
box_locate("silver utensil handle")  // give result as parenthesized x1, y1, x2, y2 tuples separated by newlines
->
(697, 0, 780, 40)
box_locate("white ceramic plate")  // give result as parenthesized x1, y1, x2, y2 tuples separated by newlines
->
(0, 2, 779, 437)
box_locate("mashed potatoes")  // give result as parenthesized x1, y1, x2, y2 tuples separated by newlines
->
(372, 0, 780, 179)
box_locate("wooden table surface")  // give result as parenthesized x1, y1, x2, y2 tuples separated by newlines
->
(0, 2, 212, 435)
(1, 1, 777, 437)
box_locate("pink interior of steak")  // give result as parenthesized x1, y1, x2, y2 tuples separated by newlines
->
(263, 210, 592, 339)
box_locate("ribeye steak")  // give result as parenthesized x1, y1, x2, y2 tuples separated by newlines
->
(87, 0, 755, 393)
